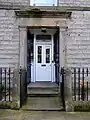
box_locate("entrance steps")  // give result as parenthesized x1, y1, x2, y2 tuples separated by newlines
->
(22, 82, 63, 111)
(27, 82, 59, 97)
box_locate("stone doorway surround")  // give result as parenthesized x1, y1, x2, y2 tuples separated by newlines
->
(16, 10, 71, 71)
(16, 11, 70, 109)
(19, 26, 67, 71)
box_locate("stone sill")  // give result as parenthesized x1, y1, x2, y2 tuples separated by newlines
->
(1, 5, 90, 11)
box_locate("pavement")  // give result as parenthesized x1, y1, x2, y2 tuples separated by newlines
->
(0, 110, 90, 120)
(22, 97, 63, 111)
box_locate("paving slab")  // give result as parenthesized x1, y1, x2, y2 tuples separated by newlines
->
(22, 97, 63, 110)
(0, 110, 90, 120)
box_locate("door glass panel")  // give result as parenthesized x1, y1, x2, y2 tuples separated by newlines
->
(46, 48, 50, 63)
(37, 46, 42, 63)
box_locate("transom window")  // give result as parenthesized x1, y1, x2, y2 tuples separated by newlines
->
(30, 0, 57, 6)
(36, 34, 51, 42)
(36, 35, 51, 40)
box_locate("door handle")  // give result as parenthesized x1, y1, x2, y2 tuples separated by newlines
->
(41, 64, 46, 67)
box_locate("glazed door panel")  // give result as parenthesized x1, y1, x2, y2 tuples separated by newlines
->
(35, 44, 52, 81)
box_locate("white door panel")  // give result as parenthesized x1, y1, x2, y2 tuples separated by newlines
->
(36, 44, 52, 81)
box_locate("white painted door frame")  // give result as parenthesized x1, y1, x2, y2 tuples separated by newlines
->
(33, 33, 55, 82)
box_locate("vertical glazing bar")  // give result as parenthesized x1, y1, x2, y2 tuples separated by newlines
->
(78, 68, 80, 101)
(8, 68, 10, 101)
(5, 68, 6, 101)
(74, 68, 76, 101)
(86, 68, 88, 101)
(0, 68, 2, 100)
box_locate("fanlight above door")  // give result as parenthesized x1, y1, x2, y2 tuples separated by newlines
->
(36, 34, 51, 42)
(30, 0, 57, 6)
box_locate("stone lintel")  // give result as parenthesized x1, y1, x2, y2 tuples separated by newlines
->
(1, 5, 90, 11)
(15, 10, 71, 18)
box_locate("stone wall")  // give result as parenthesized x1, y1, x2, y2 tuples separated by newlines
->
(59, 0, 90, 7)
(66, 11, 90, 67)
(1, 0, 90, 7)
(0, 1, 90, 68)
(1, 10, 90, 68)
(0, 10, 19, 68)
(0, 0, 29, 6)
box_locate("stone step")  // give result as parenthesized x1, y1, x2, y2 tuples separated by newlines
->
(27, 87, 59, 92)
(27, 89, 60, 97)
(27, 87, 58, 92)
(22, 96, 63, 111)
(22, 107, 64, 111)
(27, 82, 58, 90)
(28, 93, 60, 97)
(27, 82, 59, 97)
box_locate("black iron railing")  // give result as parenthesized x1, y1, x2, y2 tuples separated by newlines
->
(72, 67, 90, 101)
(0, 67, 13, 102)
(60, 67, 65, 110)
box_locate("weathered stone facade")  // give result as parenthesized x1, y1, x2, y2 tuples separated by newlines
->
(0, 10, 19, 68)
(59, 0, 90, 7)
(0, 0, 90, 68)
(0, 0, 29, 6)
(66, 11, 90, 67)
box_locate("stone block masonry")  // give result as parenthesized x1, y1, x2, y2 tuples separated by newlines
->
(0, 0, 90, 68)
(59, 0, 90, 7)
(66, 11, 90, 68)
(0, 10, 19, 68)
(0, 0, 29, 6)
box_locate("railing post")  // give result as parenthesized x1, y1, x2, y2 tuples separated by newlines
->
(4, 68, 6, 101)
(20, 68, 27, 107)
(19, 67, 22, 107)
(64, 68, 73, 111)
(12, 68, 21, 109)
(8, 68, 11, 101)
(81, 68, 85, 101)
(74, 68, 76, 101)
(61, 67, 65, 110)
(78, 68, 80, 100)
(86, 68, 89, 101)
(0, 68, 2, 100)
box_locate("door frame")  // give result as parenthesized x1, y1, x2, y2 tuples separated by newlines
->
(33, 33, 55, 82)
(19, 26, 67, 83)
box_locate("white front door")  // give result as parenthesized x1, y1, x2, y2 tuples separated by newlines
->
(35, 44, 52, 81)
